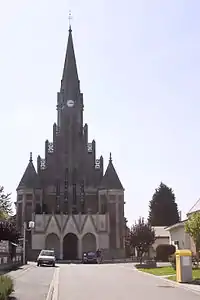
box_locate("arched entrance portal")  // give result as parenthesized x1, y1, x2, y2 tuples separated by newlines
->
(45, 233, 60, 259)
(63, 233, 78, 260)
(82, 233, 96, 253)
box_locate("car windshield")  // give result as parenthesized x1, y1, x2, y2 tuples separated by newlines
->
(40, 250, 54, 256)
(88, 252, 95, 256)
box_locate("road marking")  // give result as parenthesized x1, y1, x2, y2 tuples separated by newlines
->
(52, 267, 59, 300)
(46, 267, 60, 300)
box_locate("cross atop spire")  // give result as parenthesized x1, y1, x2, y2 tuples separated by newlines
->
(68, 10, 72, 30)
(29, 152, 33, 162)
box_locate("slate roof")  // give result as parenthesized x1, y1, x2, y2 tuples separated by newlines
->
(165, 220, 186, 231)
(16, 153, 39, 190)
(187, 198, 200, 215)
(100, 153, 124, 190)
(61, 26, 79, 100)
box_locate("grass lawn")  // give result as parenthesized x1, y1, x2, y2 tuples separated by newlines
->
(168, 268, 200, 282)
(138, 266, 200, 283)
(138, 266, 176, 276)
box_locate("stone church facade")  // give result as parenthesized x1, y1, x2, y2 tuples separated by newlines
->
(16, 26, 125, 260)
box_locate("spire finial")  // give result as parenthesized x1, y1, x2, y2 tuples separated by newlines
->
(29, 152, 33, 162)
(109, 152, 112, 162)
(68, 10, 72, 30)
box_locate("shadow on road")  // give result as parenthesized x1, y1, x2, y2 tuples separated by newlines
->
(38, 265, 59, 268)
(186, 279, 200, 286)
(0, 265, 25, 276)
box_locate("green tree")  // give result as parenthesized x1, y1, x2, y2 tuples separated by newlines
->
(9, 214, 16, 225)
(148, 182, 179, 226)
(185, 212, 200, 264)
(0, 221, 20, 243)
(124, 217, 133, 257)
(0, 186, 12, 219)
(129, 217, 155, 263)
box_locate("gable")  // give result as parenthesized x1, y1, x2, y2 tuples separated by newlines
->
(81, 215, 97, 235)
(45, 215, 60, 236)
(63, 215, 79, 236)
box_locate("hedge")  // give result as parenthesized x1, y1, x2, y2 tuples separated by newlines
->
(156, 244, 176, 262)
(0, 275, 14, 300)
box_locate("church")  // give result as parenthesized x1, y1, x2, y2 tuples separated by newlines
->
(16, 25, 125, 261)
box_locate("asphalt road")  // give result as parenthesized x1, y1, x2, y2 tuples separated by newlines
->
(58, 263, 200, 300)
(10, 263, 55, 300)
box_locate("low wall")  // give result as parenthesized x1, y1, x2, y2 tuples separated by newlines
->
(0, 254, 23, 272)
(102, 257, 136, 264)
(101, 248, 126, 260)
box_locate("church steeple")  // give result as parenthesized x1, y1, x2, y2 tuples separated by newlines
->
(61, 26, 79, 101)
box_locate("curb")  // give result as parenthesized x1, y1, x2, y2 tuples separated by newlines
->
(135, 267, 200, 296)
(11, 263, 33, 280)
(46, 267, 60, 300)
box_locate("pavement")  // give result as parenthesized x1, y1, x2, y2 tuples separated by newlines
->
(58, 263, 200, 300)
(9, 262, 55, 300)
(4, 262, 200, 299)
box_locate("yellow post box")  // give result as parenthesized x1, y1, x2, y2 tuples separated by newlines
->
(175, 249, 192, 283)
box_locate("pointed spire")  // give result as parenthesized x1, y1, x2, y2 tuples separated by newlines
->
(100, 154, 124, 190)
(16, 154, 39, 190)
(61, 18, 79, 101)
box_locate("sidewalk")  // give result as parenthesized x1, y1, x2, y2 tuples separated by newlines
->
(9, 263, 55, 300)
(0, 263, 33, 278)
(5, 262, 34, 279)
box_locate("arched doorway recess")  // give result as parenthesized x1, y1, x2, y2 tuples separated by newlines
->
(63, 233, 78, 260)
(45, 233, 60, 259)
(82, 233, 96, 253)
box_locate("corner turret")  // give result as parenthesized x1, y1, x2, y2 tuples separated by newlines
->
(100, 153, 124, 190)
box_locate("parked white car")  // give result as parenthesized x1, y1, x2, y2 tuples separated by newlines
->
(37, 249, 56, 267)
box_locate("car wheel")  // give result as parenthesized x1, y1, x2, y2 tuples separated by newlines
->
(52, 263, 55, 267)
(37, 262, 40, 267)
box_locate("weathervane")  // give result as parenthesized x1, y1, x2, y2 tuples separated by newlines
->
(68, 10, 72, 29)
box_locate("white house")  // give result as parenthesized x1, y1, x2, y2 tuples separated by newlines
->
(165, 220, 191, 250)
(149, 226, 170, 257)
(165, 200, 200, 253)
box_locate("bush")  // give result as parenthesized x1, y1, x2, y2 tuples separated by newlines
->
(192, 254, 199, 268)
(169, 253, 176, 270)
(156, 244, 176, 262)
(0, 275, 14, 300)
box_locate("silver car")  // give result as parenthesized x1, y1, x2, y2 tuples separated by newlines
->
(37, 249, 56, 267)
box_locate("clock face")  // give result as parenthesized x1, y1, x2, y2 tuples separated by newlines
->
(67, 100, 74, 107)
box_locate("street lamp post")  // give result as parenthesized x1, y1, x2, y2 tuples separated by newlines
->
(23, 221, 35, 265)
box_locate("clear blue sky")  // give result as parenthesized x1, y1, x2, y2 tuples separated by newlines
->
(0, 0, 200, 225)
